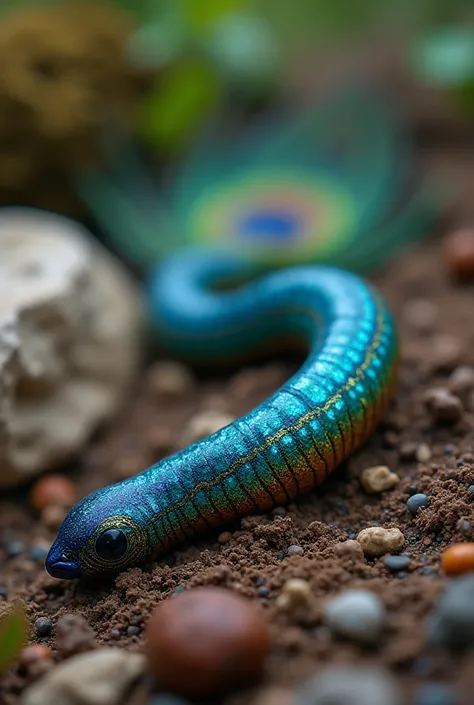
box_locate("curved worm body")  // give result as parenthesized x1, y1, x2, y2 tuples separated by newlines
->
(46, 250, 398, 579)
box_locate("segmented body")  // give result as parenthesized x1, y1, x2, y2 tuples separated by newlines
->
(47, 249, 398, 577)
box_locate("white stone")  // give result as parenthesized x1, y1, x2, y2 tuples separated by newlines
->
(21, 648, 145, 705)
(323, 589, 386, 644)
(0, 208, 143, 486)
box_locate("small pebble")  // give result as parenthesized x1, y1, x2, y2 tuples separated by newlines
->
(383, 554, 411, 572)
(449, 365, 474, 400)
(414, 683, 459, 705)
(21, 648, 145, 705)
(323, 589, 385, 645)
(423, 388, 463, 424)
(296, 665, 400, 705)
(416, 443, 432, 463)
(217, 531, 232, 545)
(180, 411, 235, 447)
(35, 617, 53, 638)
(127, 625, 140, 636)
(145, 586, 270, 696)
(287, 545, 304, 556)
(0, 587, 8, 600)
(147, 361, 195, 399)
(4, 539, 24, 558)
(441, 543, 474, 576)
(357, 526, 405, 556)
(40, 504, 67, 531)
(29, 474, 76, 512)
(276, 579, 312, 611)
(360, 465, 399, 494)
(444, 227, 474, 279)
(456, 518, 473, 538)
(427, 573, 474, 650)
(257, 586, 271, 598)
(29, 542, 50, 562)
(407, 493, 430, 516)
(272, 507, 287, 518)
(403, 298, 438, 334)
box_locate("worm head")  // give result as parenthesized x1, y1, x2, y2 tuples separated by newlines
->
(45, 486, 150, 579)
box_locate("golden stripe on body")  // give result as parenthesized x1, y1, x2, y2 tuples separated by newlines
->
(149, 295, 391, 524)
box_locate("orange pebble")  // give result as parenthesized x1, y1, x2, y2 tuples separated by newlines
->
(441, 542, 474, 576)
(145, 586, 270, 697)
(19, 644, 53, 668)
(29, 474, 76, 512)
(444, 228, 474, 278)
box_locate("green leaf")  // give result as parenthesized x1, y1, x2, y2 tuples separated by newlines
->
(184, 0, 253, 33)
(0, 604, 28, 674)
(138, 60, 221, 152)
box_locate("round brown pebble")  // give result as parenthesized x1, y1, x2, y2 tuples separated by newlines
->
(29, 474, 76, 512)
(444, 227, 474, 278)
(144, 586, 270, 696)
(441, 543, 474, 576)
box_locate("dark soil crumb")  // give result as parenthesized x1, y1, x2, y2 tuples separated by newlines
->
(3, 171, 474, 703)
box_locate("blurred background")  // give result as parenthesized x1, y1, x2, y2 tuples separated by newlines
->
(0, 0, 473, 225)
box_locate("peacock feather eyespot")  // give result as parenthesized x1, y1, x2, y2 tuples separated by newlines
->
(79, 515, 148, 575)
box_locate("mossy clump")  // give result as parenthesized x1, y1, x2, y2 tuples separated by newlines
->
(0, 1, 153, 215)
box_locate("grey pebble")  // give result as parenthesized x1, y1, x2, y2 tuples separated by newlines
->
(287, 545, 304, 556)
(414, 684, 458, 705)
(257, 586, 271, 597)
(427, 574, 474, 650)
(126, 625, 140, 636)
(383, 555, 411, 572)
(296, 666, 400, 705)
(29, 545, 49, 562)
(407, 493, 430, 516)
(35, 617, 52, 638)
(4, 539, 24, 558)
(0, 587, 8, 600)
(323, 589, 385, 645)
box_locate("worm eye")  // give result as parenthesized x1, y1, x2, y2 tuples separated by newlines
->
(95, 528, 128, 561)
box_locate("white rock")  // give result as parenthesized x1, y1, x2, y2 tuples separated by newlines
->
(323, 589, 386, 644)
(0, 208, 143, 486)
(21, 648, 145, 705)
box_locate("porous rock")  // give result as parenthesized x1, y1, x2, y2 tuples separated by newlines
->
(21, 648, 145, 705)
(0, 208, 142, 486)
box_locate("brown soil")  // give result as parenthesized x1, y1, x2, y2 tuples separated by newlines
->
(3, 152, 474, 704)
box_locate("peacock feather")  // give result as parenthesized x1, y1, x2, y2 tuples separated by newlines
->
(76, 85, 436, 273)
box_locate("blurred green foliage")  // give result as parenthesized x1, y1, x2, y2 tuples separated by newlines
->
(0, 604, 28, 674)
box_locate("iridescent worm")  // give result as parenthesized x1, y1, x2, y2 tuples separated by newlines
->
(46, 249, 398, 579)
